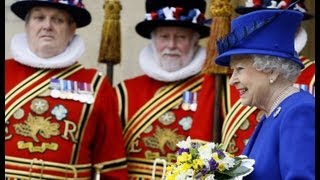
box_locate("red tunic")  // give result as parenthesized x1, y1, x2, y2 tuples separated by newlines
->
(5, 59, 128, 179)
(114, 74, 218, 179)
(221, 56, 315, 155)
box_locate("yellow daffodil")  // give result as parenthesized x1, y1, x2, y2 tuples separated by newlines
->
(177, 152, 192, 164)
(192, 159, 204, 170)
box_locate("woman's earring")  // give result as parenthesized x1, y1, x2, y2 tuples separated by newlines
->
(269, 79, 274, 84)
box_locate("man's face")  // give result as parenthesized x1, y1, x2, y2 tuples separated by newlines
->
(152, 26, 199, 72)
(25, 6, 76, 58)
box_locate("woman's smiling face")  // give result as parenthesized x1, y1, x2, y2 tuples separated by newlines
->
(229, 55, 271, 108)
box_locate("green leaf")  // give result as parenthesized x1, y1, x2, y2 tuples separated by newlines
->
(220, 166, 251, 177)
(190, 148, 198, 159)
(214, 172, 233, 179)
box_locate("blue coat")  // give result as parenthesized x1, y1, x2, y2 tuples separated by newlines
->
(243, 90, 315, 180)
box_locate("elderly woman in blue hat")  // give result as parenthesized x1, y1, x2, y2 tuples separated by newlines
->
(215, 9, 315, 179)
(220, 0, 315, 158)
(5, 0, 128, 179)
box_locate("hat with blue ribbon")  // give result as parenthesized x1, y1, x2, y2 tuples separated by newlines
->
(214, 9, 304, 68)
(235, 0, 312, 20)
(135, 0, 210, 39)
(11, 0, 91, 28)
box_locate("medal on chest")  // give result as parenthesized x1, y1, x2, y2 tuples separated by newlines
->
(181, 91, 198, 111)
(50, 78, 95, 104)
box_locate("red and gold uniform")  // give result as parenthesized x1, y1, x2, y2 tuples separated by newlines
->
(115, 73, 217, 179)
(120, 0, 215, 177)
(221, 55, 315, 155)
(5, 59, 128, 179)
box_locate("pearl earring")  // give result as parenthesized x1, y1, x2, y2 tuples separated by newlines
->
(269, 79, 274, 84)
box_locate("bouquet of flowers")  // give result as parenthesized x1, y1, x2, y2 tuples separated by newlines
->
(165, 137, 255, 180)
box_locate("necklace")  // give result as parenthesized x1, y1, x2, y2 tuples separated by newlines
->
(268, 85, 299, 117)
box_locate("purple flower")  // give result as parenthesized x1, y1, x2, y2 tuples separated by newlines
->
(216, 149, 225, 159)
(208, 158, 218, 172)
(191, 142, 201, 149)
(178, 148, 189, 155)
(200, 168, 210, 176)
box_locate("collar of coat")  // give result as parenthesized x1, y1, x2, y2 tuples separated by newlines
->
(10, 33, 85, 69)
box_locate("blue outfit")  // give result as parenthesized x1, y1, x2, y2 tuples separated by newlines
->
(243, 90, 315, 180)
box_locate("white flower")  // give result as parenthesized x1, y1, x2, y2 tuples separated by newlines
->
(176, 169, 194, 180)
(177, 136, 192, 149)
(204, 174, 216, 180)
(198, 144, 214, 160)
(207, 142, 216, 150)
(176, 174, 187, 180)
(186, 169, 195, 180)
(238, 155, 248, 159)
(221, 155, 236, 170)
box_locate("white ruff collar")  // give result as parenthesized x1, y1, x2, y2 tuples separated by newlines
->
(139, 44, 206, 82)
(11, 33, 85, 69)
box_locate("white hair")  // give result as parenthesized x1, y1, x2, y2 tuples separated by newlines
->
(251, 55, 301, 82)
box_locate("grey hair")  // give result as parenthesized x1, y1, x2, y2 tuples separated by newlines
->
(251, 55, 301, 82)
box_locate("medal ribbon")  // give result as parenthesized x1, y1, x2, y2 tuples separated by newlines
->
(5, 63, 83, 123)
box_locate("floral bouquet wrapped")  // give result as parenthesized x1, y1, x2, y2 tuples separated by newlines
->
(165, 137, 255, 180)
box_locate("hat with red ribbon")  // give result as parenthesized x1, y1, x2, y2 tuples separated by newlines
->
(135, 0, 210, 39)
(235, 0, 312, 20)
(11, 0, 91, 28)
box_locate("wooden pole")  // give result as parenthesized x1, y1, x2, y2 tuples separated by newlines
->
(107, 62, 114, 85)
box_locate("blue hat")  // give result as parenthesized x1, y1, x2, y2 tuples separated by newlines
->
(215, 9, 304, 69)
(11, 0, 91, 28)
(135, 0, 210, 39)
